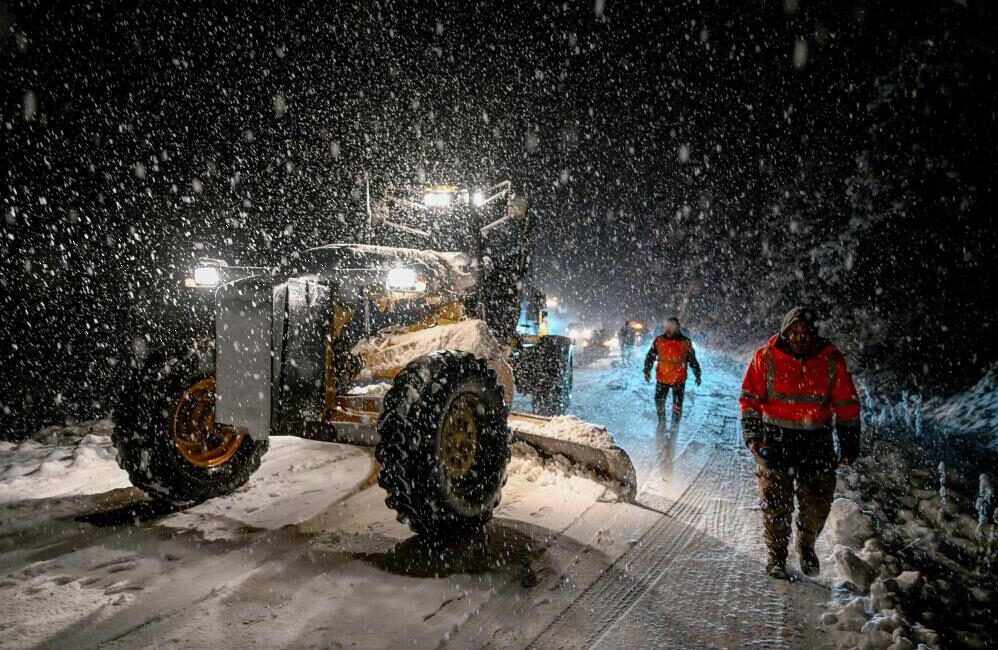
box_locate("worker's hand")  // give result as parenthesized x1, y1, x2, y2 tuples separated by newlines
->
(840, 454, 856, 467)
(643, 371, 650, 383)
(695, 376, 702, 387)
(748, 439, 766, 457)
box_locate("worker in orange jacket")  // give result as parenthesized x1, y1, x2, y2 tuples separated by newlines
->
(740, 307, 862, 579)
(644, 317, 702, 421)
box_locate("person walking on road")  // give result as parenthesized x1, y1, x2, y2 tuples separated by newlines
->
(618, 320, 636, 366)
(644, 317, 702, 421)
(739, 306, 862, 579)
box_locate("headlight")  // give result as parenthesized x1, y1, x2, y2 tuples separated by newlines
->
(184, 263, 223, 288)
(386, 267, 426, 292)
(182, 258, 264, 290)
(472, 190, 485, 206)
(192, 266, 221, 287)
(423, 191, 453, 208)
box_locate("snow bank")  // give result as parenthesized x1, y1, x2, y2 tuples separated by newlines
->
(819, 444, 995, 649)
(832, 542, 877, 591)
(352, 319, 502, 381)
(826, 497, 877, 549)
(0, 419, 129, 502)
(926, 364, 998, 448)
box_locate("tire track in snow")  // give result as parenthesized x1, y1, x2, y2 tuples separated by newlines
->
(447, 354, 754, 649)
(10, 445, 380, 650)
(524, 438, 737, 649)
(443, 422, 726, 649)
(30, 490, 388, 650)
(524, 412, 832, 650)
(441, 406, 726, 649)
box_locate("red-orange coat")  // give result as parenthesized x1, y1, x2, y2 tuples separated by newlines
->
(740, 335, 861, 431)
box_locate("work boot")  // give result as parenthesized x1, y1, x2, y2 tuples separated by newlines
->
(797, 541, 820, 577)
(766, 551, 788, 580)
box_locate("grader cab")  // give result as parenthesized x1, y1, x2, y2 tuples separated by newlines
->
(113, 181, 634, 536)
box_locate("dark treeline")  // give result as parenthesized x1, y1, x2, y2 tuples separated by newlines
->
(1, 0, 995, 433)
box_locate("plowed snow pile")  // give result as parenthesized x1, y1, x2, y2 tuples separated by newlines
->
(508, 414, 617, 450)
(506, 442, 623, 500)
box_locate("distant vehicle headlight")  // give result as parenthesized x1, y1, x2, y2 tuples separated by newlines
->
(185, 265, 222, 288)
(386, 267, 426, 292)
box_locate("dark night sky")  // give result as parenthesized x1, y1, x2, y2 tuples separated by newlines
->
(2, 0, 996, 427)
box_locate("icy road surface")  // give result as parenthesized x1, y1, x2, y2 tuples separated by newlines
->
(0, 347, 833, 649)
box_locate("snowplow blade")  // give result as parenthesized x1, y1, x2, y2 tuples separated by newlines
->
(508, 412, 637, 501)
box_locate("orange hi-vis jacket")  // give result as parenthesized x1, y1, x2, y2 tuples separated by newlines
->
(652, 335, 693, 384)
(740, 335, 861, 432)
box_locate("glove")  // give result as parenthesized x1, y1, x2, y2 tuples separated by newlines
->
(742, 418, 763, 450)
(644, 371, 651, 383)
(695, 376, 702, 387)
(746, 437, 766, 457)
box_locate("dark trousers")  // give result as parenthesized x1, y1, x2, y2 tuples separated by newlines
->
(753, 427, 839, 562)
(654, 381, 685, 419)
(756, 466, 836, 562)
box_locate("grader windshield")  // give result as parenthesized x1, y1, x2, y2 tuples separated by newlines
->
(366, 181, 531, 344)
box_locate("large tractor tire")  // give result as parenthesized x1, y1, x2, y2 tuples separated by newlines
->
(376, 350, 511, 537)
(113, 339, 268, 506)
(531, 336, 573, 416)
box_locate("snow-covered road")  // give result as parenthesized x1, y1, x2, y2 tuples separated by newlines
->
(0, 346, 837, 649)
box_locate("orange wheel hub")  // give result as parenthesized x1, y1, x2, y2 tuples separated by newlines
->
(171, 378, 245, 468)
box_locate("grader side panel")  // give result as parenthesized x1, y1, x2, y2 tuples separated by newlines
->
(214, 281, 273, 441)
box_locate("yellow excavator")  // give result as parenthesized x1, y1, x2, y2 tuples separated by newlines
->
(113, 181, 635, 536)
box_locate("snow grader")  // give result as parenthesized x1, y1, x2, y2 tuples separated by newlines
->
(114, 181, 635, 536)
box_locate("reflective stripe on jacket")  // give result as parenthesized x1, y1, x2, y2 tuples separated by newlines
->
(740, 335, 861, 432)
